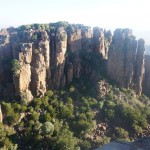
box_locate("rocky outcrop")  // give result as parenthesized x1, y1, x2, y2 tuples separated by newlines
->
(81, 28, 93, 52)
(0, 29, 14, 99)
(13, 43, 33, 102)
(66, 62, 73, 84)
(133, 39, 145, 94)
(93, 28, 112, 59)
(67, 26, 82, 53)
(107, 29, 145, 95)
(31, 31, 50, 97)
(51, 27, 67, 89)
(96, 80, 111, 99)
(0, 23, 149, 101)
(143, 55, 150, 97)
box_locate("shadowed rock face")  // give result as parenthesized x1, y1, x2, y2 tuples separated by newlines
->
(143, 55, 150, 97)
(51, 27, 67, 89)
(107, 29, 145, 95)
(0, 24, 148, 101)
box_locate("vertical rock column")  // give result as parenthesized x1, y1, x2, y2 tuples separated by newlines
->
(93, 27, 107, 58)
(107, 29, 128, 87)
(93, 27, 112, 59)
(31, 31, 50, 97)
(0, 29, 14, 99)
(143, 55, 150, 97)
(82, 27, 93, 52)
(107, 29, 145, 94)
(67, 27, 82, 53)
(67, 27, 82, 78)
(52, 27, 67, 89)
(13, 43, 33, 102)
(133, 39, 145, 94)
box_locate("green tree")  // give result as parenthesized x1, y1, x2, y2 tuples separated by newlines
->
(41, 122, 54, 136)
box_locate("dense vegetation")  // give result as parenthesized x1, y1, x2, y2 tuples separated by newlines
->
(1, 22, 150, 149)
(1, 78, 150, 150)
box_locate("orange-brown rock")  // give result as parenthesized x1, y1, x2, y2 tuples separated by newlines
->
(13, 43, 33, 102)
(67, 26, 82, 53)
(0, 24, 149, 102)
(93, 28, 112, 59)
(31, 31, 50, 97)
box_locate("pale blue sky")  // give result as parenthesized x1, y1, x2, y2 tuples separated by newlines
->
(1, 0, 150, 43)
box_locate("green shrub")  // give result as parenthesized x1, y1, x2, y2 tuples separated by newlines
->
(96, 136, 111, 147)
(45, 90, 54, 97)
(31, 33, 38, 41)
(52, 127, 77, 150)
(115, 127, 129, 139)
(69, 86, 75, 92)
(34, 49, 40, 54)
(11, 59, 21, 77)
(79, 140, 91, 150)
(41, 122, 54, 136)
(133, 124, 143, 134)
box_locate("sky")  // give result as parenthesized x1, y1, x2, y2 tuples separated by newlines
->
(1, 0, 150, 44)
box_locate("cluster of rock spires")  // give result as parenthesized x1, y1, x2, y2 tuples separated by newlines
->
(108, 29, 145, 95)
(0, 23, 149, 101)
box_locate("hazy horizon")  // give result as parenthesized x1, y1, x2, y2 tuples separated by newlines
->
(1, 0, 150, 44)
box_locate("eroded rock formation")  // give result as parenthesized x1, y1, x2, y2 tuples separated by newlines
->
(13, 43, 33, 102)
(31, 31, 50, 97)
(93, 27, 112, 59)
(52, 27, 67, 89)
(0, 23, 149, 101)
(107, 29, 145, 94)
(143, 55, 150, 97)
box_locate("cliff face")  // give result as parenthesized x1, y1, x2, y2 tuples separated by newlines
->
(93, 28, 112, 59)
(51, 27, 67, 89)
(0, 23, 149, 101)
(107, 29, 145, 94)
(143, 55, 150, 97)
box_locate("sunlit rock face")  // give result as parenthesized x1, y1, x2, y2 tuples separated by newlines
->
(31, 31, 50, 97)
(107, 29, 145, 95)
(13, 43, 33, 102)
(0, 23, 149, 101)
(93, 27, 112, 59)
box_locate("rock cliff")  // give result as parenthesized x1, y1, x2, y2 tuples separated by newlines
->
(143, 55, 150, 97)
(0, 23, 149, 101)
(107, 29, 145, 94)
